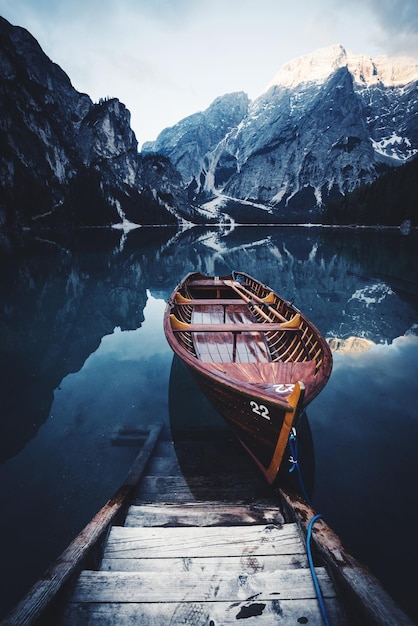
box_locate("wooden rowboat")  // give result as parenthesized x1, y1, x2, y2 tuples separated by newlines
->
(164, 271, 333, 485)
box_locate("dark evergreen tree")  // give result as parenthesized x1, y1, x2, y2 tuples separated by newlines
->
(323, 155, 418, 226)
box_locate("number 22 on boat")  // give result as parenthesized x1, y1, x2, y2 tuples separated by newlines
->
(249, 400, 270, 420)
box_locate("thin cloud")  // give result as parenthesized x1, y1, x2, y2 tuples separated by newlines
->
(367, 0, 418, 34)
(370, 0, 418, 55)
(343, 0, 418, 55)
(1, 0, 417, 142)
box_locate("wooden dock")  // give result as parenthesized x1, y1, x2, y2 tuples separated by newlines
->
(2, 423, 414, 625)
(65, 509, 345, 624)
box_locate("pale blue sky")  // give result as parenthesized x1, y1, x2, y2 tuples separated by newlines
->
(1, 0, 417, 144)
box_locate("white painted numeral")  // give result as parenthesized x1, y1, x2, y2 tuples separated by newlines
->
(250, 400, 270, 420)
(274, 383, 295, 394)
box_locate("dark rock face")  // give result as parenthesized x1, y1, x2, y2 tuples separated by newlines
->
(0, 17, 195, 229)
(142, 92, 250, 201)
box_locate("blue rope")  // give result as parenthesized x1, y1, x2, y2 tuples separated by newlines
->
(288, 429, 311, 505)
(288, 429, 331, 625)
(307, 515, 331, 626)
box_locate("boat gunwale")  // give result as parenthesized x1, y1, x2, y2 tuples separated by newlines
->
(166, 272, 331, 368)
(164, 271, 333, 410)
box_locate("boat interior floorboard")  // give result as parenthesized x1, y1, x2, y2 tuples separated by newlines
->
(191, 304, 270, 364)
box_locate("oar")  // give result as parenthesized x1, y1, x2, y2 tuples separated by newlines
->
(223, 280, 273, 321)
(224, 279, 290, 323)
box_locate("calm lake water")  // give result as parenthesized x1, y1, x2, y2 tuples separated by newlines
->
(0, 225, 417, 621)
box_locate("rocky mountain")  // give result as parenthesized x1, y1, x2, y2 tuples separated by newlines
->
(144, 45, 418, 222)
(142, 92, 250, 201)
(2, 17, 417, 228)
(0, 16, 198, 230)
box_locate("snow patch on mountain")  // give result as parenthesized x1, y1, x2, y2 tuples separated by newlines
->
(349, 283, 395, 307)
(371, 134, 418, 161)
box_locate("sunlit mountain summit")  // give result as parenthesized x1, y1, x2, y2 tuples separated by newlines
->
(266, 44, 418, 89)
(144, 44, 418, 222)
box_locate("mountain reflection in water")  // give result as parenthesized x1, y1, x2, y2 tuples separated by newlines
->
(0, 225, 417, 621)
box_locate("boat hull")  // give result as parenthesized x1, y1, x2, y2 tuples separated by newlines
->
(164, 271, 332, 484)
(188, 366, 305, 483)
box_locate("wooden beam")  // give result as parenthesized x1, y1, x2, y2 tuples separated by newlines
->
(170, 317, 300, 333)
(174, 296, 243, 306)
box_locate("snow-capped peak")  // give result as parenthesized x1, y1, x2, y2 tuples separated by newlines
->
(266, 44, 418, 90)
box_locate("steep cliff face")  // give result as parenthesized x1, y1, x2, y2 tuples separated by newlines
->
(142, 92, 250, 201)
(220, 45, 418, 215)
(0, 17, 194, 229)
(219, 66, 376, 213)
(145, 45, 418, 221)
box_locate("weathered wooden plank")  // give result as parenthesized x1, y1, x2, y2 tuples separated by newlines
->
(134, 474, 274, 501)
(100, 552, 309, 573)
(134, 475, 195, 502)
(152, 439, 177, 457)
(68, 567, 336, 603)
(124, 501, 285, 527)
(103, 523, 305, 559)
(62, 597, 349, 626)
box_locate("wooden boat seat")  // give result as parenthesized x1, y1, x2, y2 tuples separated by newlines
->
(175, 298, 244, 306)
(185, 305, 272, 364)
(172, 322, 300, 332)
(170, 316, 301, 333)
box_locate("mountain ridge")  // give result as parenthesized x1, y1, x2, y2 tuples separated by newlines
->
(1, 18, 417, 228)
(145, 44, 418, 222)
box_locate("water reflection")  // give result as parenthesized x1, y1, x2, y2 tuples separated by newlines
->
(0, 289, 173, 616)
(0, 225, 417, 620)
(2, 225, 416, 463)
